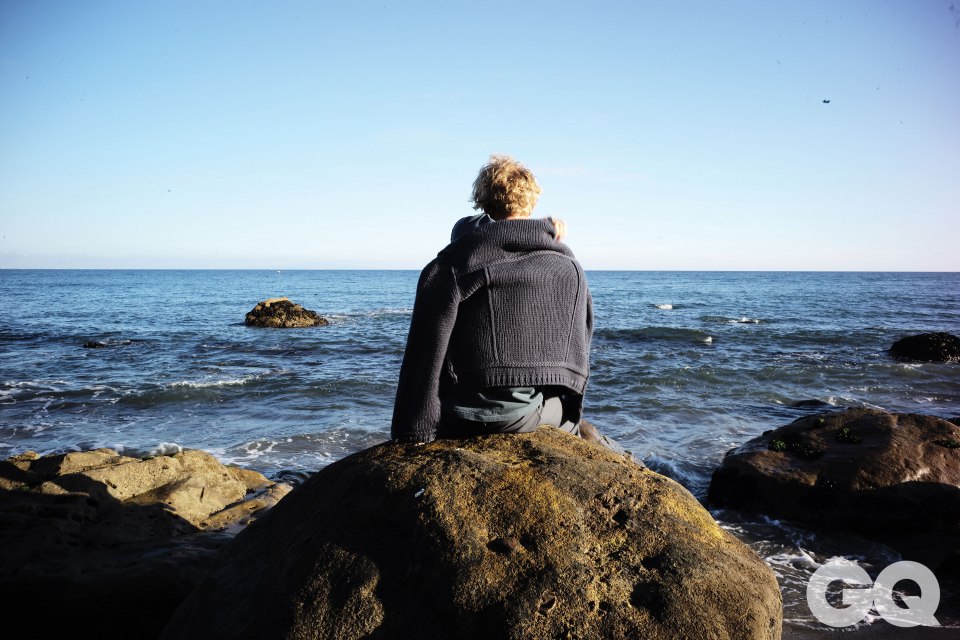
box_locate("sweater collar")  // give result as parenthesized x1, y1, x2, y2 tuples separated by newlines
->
(438, 218, 573, 270)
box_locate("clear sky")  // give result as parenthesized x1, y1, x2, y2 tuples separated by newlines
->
(1, 1, 958, 270)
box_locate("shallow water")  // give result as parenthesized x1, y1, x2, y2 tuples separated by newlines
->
(2, 269, 958, 631)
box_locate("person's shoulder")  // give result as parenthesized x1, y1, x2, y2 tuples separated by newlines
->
(451, 213, 495, 242)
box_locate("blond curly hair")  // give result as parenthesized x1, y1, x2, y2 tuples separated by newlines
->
(469, 155, 542, 220)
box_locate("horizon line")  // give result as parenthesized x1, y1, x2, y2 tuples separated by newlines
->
(2, 267, 958, 274)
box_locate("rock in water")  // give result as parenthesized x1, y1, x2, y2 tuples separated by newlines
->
(889, 332, 960, 363)
(244, 297, 329, 328)
(709, 409, 960, 534)
(163, 427, 782, 640)
(0, 448, 291, 639)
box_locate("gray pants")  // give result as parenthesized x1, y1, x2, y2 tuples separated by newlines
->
(440, 396, 580, 438)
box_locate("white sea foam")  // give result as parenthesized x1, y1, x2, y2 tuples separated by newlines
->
(169, 370, 279, 389)
(654, 303, 673, 310)
(765, 548, 822, 572)
(148, 442, 185, 456)
(702, 336, 713, 344)
(170, 377, 253, 389)
(5, 380, 70, 390)
(152, 442, 185, 455)
(115, 442, 185, 458)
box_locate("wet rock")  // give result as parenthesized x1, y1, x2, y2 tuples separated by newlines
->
(788, 399, 832, 409)
(164, 427, 782, 640)
(0, 448, 292, 639)
(889, 332, 960, 363)
(709, 409, 960, 536)
(941, 550, 960, 583)
(244, 297, 329, 328)
(939, 550, 960, 627)
(83, 340, 107, 348)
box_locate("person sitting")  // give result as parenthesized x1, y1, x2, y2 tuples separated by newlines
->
(391, 155, 592, 444)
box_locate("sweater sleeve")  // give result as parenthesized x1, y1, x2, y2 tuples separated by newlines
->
(390, 259, 461, 443)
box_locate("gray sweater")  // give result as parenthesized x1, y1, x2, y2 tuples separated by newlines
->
(391, 217, 593, 443)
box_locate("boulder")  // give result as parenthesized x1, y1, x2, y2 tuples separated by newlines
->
(708, 409, 960, 535)
(244, 297, 329, 328)
(163, 427, 782, 640)
(938, 550, 960, 627)
(0, 448, 291, 639)
(941, 550, 960, 583)
(889, 332, 960, 363)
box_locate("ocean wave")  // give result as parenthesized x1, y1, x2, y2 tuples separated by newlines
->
(594, 326, 715, 346)
(217, 427, 388, 472)
(642, 454, 704, 493)
(2, 379, 71, 389)
(0, 329, 48, 343)
(169, 373, 272, 389)
(700, 315, 763, 324)
(775, 398, 837, 409)
(0, 379, 72, 404)
(324, 308, 413, 323)
(81, 338, 139, 349)
(653, 303, 674, 310)
(117, 441, 185, 458)
(117, 369, 288, 406)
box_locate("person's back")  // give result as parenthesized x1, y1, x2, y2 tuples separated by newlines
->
(391, 155, 590, 444)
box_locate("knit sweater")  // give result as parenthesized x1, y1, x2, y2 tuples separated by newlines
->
(391, 217, 593, 443)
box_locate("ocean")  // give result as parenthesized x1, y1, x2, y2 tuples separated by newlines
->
(2, 269, 958, 631)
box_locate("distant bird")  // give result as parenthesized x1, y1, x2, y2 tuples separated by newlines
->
(822, 99, 831, 104)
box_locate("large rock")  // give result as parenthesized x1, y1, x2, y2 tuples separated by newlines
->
(244, 297, 329, 328)
(889, 332, 960, 363)
(164, 427, 782, 640)
(0, 448, 291, 639)
(708, 409, 960, 535)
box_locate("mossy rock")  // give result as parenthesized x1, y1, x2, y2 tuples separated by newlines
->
(710, 409, 960, 534)
(244, 297, 329, 328)
(163, 427, 782, 640)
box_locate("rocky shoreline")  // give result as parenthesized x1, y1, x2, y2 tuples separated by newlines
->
(711, 408, 960, 635)
(3, 407, 959, 638)
(0, 448, 291, 639)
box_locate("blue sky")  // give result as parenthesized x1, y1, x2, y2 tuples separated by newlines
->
(1, 1, 958, 270)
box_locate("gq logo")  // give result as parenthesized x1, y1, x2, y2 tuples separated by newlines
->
(807, 560, 940, 627)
